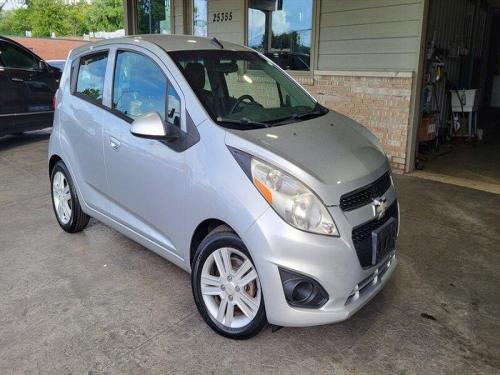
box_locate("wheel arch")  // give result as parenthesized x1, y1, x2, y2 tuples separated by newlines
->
(190, 218, 236, 267)
(49, 154, 63, 176)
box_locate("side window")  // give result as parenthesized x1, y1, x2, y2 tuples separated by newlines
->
(0, 41, 38, 70)
(112, 50, 167, 120)
(76, 52, 108, 103)
(166, 84, 181, 127)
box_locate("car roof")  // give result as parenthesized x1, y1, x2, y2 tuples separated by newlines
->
(71, 34, 252, 56)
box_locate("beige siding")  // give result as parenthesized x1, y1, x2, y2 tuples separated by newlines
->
(207, 0, 245, 44)
(174, 0, 184, 34)
(318, 0, 424, 71)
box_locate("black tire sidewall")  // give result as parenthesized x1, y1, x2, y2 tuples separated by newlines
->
(50, 161, 80, 232)
(192, 231, 267, 339)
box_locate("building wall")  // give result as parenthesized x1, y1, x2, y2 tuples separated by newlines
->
(301, 72, 413, 172)
(123, 0, 427, 172)
(318, 0, 423, 72)
(173, 0, 185, 34)
(207, 0, 245, 44)
(11, 37, 87, 60)
(312, 0, 425, 171)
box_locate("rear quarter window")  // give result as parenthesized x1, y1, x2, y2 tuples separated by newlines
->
(75, 51, 108, 103)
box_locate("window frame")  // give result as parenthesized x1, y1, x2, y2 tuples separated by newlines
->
(244, 0, 319, 76)
(72, 49, 110, 107)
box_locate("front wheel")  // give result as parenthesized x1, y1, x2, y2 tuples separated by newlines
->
(192, 228, 267, 339)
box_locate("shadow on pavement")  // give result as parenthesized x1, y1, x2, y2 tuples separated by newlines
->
(0, 129, 51, 152)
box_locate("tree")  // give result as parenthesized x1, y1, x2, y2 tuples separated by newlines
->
(0, 0, 123, 37)
(67, 2, 89, 36)
(85, 0, 123, 32)
(0, 7, 31, 35)
(28, 0, 70, 37)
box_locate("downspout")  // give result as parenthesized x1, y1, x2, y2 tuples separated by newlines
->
(405, 0, 430, 172)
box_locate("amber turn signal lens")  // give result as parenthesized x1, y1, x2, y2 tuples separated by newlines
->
(253, 177, 273, 204)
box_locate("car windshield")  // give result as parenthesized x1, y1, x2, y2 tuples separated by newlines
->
(169, 50, 327, 129)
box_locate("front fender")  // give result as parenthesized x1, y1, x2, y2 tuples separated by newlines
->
(181, 122, 270, 268)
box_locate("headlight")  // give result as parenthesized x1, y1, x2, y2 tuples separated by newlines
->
(230, 147, 338, 236)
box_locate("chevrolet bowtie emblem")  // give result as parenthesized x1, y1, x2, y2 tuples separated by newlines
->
(372, 197, 388, 219)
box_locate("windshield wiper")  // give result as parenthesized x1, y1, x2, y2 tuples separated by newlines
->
(216, 117, 270, 128)
(291, 109, 327, 120)
(273, 104, 329, 124)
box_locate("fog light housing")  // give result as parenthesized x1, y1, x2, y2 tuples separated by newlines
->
(279, 268, 329, 308)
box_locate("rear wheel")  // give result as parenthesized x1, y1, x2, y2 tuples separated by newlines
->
(50, 161, 90, 233)
(192, 228, 266, 339)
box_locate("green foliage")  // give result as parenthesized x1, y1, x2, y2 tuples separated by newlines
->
(29, 0, 70, 37)
(0, 0, 123, 37)
(68, 2, 90, 36)
(0, 8, 31, 35)
(85, 0, 123, 32)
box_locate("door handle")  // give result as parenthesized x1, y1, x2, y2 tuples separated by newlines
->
(109, 136, 121, 151)
(11, 77, 24, 82)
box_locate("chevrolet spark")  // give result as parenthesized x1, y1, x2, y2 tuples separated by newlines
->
(48, 35, 399, 339)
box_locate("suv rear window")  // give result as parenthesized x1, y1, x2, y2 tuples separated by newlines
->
(76, 52, 108, 103)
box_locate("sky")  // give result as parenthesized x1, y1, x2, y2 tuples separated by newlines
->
(2, 0, 25, 11)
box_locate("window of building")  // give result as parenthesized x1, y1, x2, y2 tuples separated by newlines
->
(247, 0, 313, 71)
(137, 0, 172, 34)
(0, 41, 38, 70)
(112, 51, 167, 120)
(193, 0, 208, 36)
(76, 52, 108, 103)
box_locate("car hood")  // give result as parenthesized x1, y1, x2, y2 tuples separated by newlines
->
(224, 110, 390, 206)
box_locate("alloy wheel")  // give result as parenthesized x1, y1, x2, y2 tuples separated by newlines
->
(200, 247, 262, 329)
(52, 171, 72, 225)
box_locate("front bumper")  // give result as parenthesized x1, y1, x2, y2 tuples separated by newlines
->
(242, 204, 398, 327)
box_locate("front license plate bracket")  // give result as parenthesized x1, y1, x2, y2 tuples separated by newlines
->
(371, 217, 396, 266)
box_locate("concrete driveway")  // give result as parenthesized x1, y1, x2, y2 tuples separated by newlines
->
(0, 130, 499, 374)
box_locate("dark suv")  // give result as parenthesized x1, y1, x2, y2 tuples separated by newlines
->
(0, 36, 62, 137)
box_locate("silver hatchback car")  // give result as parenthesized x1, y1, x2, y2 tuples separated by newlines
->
(48, 35, 399, 339)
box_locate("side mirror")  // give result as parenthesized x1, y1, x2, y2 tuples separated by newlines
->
(38, 60, 49, 71)
(130, 112, 179, 142)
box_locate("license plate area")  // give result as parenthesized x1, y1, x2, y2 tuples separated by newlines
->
(371, 217, 397, 265)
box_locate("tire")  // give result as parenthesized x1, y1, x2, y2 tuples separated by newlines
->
(50, 161, 90, 233)
(192, 227, 267, 339)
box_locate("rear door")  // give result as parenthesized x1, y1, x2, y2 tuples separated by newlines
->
(0, 40, 28, 133)
(0, 40, 55, 133)
(62, 50, 109, 207)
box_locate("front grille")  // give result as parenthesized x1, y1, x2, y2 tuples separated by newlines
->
(352, 201, 398, 268)
(340, 172, 392, 211)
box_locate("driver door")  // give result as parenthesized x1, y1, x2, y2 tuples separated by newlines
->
(102, 47, 188, 257)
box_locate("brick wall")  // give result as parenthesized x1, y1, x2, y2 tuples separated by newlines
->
(11, 37, 88, 60)
(300, 72, 413, 173)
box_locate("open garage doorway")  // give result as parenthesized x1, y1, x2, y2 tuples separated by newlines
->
(413, 0, 500, 194)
